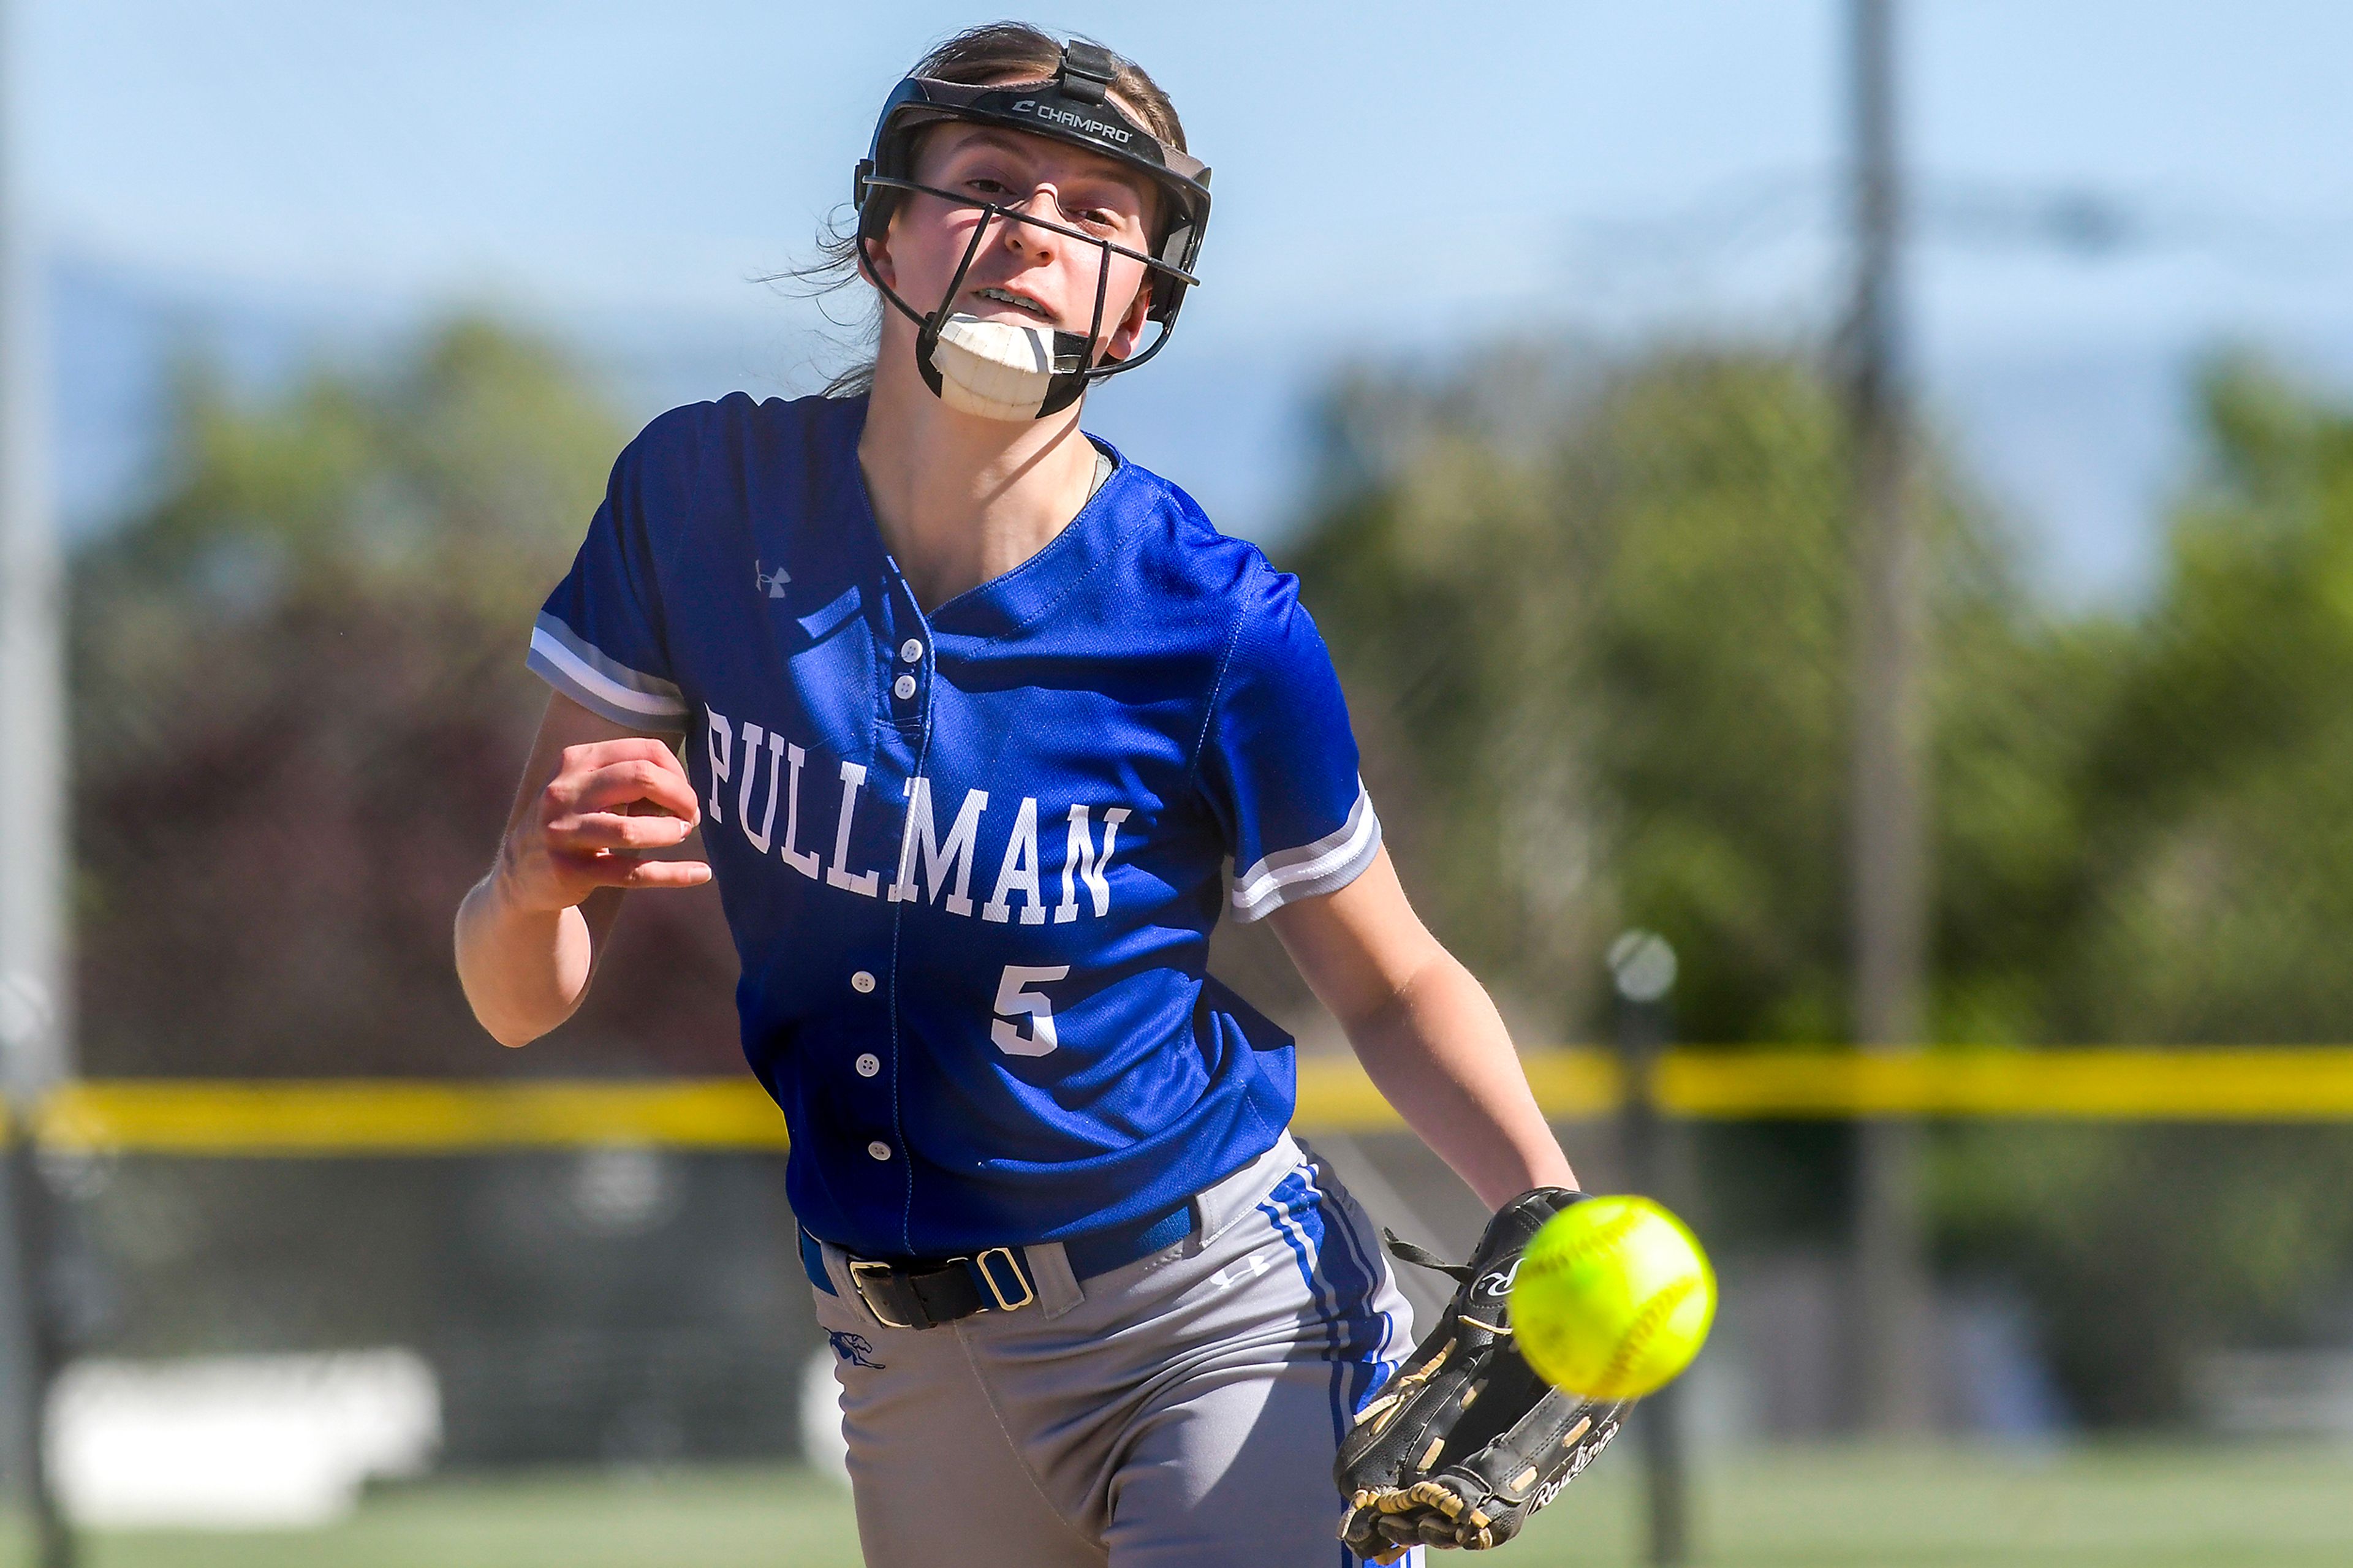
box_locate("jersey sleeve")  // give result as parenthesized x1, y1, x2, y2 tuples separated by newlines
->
(526, 407, 698, 731)
(1198, 563, 1384, 922)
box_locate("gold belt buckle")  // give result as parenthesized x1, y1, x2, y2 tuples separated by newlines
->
(972, 1247, 1036, 1312)
(848, 1259, 915, 1330)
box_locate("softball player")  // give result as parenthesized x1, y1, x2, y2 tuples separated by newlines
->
(455, 24, 1579, 1566)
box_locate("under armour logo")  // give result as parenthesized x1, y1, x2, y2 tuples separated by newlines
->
(828, 1329, 884, 1369)
(756, 560, 792, 599)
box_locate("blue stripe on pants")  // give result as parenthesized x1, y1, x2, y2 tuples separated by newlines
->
(1300, 1161, 1401, 1412)
(1257, 1162, 1420, 1568)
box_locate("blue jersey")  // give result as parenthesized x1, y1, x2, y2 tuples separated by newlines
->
(528, 393, 1381, 1257)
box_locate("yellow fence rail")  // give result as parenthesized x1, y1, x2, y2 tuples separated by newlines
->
(33, 1079, 790, 1156)
(15, 1048, 2353, 1156)
(1656, 1048, 2353, 1121)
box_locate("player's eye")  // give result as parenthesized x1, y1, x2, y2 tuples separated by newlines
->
(1067, 194, 1141, 237)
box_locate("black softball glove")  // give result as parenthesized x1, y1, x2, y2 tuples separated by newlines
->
(1335, 1188, 1632, 1560)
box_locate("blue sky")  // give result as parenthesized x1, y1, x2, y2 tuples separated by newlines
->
(35, 2, 2353, 594)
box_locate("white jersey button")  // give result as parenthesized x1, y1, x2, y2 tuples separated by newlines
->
(850, 970, 876, 994)
(899, 638, 923, 664)
(866, 1140, 892, 1161)
(854, 1053, 881, 1078)
(893, 674, 918, 700)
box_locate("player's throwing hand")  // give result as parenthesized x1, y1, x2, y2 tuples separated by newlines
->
(498, 737, 711, 911)
(456, 720, 711, 1048)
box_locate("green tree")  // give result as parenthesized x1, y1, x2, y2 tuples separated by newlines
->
(74, 319, 739, 1077)
(1286, 344, 2074, 1051)
(1939, 358, 2353, 1421)
(2056, 357, 2353, 1041)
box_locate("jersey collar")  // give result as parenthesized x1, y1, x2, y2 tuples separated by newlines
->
(838, 396, 1151, 642)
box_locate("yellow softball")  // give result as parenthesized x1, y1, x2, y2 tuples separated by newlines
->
(1509, 1195, 1716, 1400)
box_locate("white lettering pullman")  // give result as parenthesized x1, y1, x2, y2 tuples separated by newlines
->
(525, 393, 1382, 1258)
(706, 702, 1129, 919)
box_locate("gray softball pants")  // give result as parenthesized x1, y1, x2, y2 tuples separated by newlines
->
(808, 1132, 1424, 1567)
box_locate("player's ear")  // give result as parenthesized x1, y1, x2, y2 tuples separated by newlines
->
(860, 210, 901, 294)
(1101, 278, 1153, 364)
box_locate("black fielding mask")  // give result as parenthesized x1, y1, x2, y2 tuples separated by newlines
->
(851, 40, 1213, 420)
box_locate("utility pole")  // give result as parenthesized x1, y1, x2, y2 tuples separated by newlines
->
(0, 0, 61, 1085)
(1608, 931, 1689, 1568)
(1844, 0, 1936, 1436)
(0, 0, 75, 1558)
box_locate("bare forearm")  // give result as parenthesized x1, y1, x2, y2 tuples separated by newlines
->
(1343, 952, 1577, 1208)
(453, 868, 597, 1047)
(457, 699, 707, 1049)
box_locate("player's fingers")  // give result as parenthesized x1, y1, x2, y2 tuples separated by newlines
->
(551, 810, 697, 851)
(571, 758, 700, 819)
(609, 856, 711, 890)
(544, 847, 709, 896)
(558, 736, 692, 779)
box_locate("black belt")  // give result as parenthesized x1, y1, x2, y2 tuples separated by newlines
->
(803, 1197, 1195, 1331)
(850, 1244, 1036, 1330)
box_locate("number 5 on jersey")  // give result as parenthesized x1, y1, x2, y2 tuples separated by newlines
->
(991, 964, 1070, 1057)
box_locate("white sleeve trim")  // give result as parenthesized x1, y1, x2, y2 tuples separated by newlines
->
(527, 615, 688, 729)
(1229, 781, 1383, 922)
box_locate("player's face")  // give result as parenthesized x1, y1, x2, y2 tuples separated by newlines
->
(876, 119, 1161, 365)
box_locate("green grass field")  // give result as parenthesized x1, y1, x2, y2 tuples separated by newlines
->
(19, 1443, 2353, 1567)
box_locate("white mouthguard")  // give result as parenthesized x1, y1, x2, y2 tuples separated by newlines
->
(930, 313, 1071, 422)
